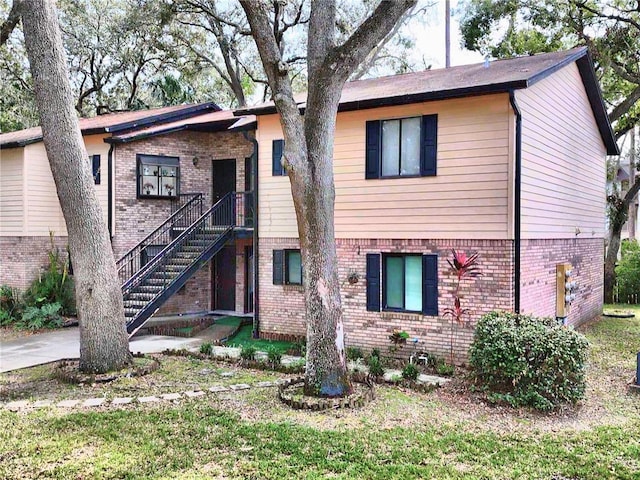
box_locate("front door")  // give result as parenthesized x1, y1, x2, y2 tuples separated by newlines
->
(212, 245, 236, 311)
(212, 159, 236, 204)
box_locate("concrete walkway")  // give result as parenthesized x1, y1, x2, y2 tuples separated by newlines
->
(0, 327, 202, 373)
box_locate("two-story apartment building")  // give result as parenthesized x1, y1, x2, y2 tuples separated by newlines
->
(238, 47, 618, 358)
(0, 47, 618, 359)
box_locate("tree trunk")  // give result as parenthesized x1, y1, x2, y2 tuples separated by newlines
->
(21, 0, 131, 373)
(629, 127, 637, 240)
(604, 179, 640, 303)
(241, 0, 415, 397)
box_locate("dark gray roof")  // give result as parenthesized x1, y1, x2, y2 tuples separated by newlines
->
(236, 47, 618, 155)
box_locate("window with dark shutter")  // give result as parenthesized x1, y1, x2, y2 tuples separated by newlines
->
(377, 252, 438, 315)
(366, 253, 381, 311)
(365, 115, 437, 179)
(92, 155, 101, 184)
(272, 139, 285, 176)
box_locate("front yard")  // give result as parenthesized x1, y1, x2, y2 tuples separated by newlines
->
(0, 309, 638, 479)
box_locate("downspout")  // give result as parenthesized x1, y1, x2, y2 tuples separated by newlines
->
(107, 144, 114, 240)
(243, 130, 260, 338)
(509, 90, 522, 313)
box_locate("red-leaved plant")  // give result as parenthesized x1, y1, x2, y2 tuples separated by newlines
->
(443, 250, 482, 363)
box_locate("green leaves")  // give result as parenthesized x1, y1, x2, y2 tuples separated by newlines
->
(469, 311, 589, 410)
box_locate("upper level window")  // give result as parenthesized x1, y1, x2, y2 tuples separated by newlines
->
(91, 155, 101, 184)
(382, 117, 421, 177)
(365, 114, 437, 179)
(137, 155, 180, 199)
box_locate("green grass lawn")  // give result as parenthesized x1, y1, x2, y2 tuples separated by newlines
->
(225, 323, 295, 355)
(0, 312, 638, 479)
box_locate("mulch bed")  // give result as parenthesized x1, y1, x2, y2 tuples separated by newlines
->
(53, 354, 160, 384)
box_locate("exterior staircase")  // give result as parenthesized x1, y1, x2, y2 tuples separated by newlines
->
(116, 192, 252, 337)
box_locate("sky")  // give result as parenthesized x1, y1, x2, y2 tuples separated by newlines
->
(407, 0, 485, 70)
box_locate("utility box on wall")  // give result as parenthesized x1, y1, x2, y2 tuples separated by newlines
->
(556, 263, 576, 320)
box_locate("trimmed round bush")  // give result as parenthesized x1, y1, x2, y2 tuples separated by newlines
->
(469, 311, 588, 411)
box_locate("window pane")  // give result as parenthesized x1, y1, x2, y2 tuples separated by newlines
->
(161, 176, 177, 196)
(141, 175, 158, 195)
(401, 117, 421, 176)
(404, 256, 422, 311)
(385, 256, 403, 309)
(381, 120, 400, 176)
(287, 251, 302, 284)
(161, 166, 177, 177)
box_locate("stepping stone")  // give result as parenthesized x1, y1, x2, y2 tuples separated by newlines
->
(112, 397, 134, 405)
(208, 385, 229, 393)
(383, 370, 403, 382)
(82, 398, 105, 407)
(5, 400, 29, 411)
(137, 396, 159, 403)
(199, 368, 214, 375)
(254, 381, 275, 388)
(417, 374, 451, 386)
(33, 400, 52, 408)
(229, 383, 250, 391)
(56, 399, 80, 408)
(219, 372, 235, 378)
(160, 393, 182, 401)
(184, 390, 205, 398)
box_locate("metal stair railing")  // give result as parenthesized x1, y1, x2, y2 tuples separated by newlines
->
(123, 193, 237, 335)
(116, 193, 203, 285)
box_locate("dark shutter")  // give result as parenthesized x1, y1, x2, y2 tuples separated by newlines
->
(273, 250, 284, 285)
(365, 120, 381, 179)
(272, 139, 284, 176)
(92, 155, 101, 184)
(366, 253, 381, 311)
(422, 254, 438, 316)
(420, 115, 437, 176)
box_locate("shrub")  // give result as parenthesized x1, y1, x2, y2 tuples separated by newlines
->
(435, 361, 455, 377)
(17, 302, 63, 330)
(23, 237, 75, 316)
(199, 342, 213, 355)
(616, 240, 640, 302)
(346, 346, 364, 361)
(240, 344, 257, 361)
(288, 338, 306, 356)
(401, 362, 419, 381)
(266, 346, 283, 366)
(366, 354, 385, 378)
(469, 311, 588, 411)
(0, 284, 23, 323)
(370, 348, 381, 360)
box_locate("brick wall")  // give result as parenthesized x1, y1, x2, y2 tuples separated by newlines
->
(258, 238, 514, 363)
(0, 236, 69, 290)
(112, 130, 253, 257)
(520, 238, 604, 326)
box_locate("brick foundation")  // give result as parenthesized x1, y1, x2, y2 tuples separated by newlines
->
(0, 236, 69, 290)
(258, 238, 514, 362)
(520, 238, 604, 326)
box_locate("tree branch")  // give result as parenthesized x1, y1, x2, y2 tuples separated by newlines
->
(609, 84, 640, 124)
(329, 1, 416, 82)
(0, 0, 21, 47)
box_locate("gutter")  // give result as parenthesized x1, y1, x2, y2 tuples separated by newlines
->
(108, 144, 114, 240)
(509, 90, 522, 313)
(243, 130, 260, 338)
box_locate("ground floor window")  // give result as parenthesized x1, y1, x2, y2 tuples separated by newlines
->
(383, 254, 423, 312)
(273, 249, 302, 285)
(366, 252, 438, 316)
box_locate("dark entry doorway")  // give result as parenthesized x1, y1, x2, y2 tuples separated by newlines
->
(212, 245, 236, 311)
(212, 159, 236, 204)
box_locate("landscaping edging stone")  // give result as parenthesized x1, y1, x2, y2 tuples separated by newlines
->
(1, 380, 279, 412)
(278, 376, 375, 411)
(53, 354, 160, 384)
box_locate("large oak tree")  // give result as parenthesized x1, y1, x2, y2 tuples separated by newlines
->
(241, 0, 416, 396)
(21, 0, 131, 373)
